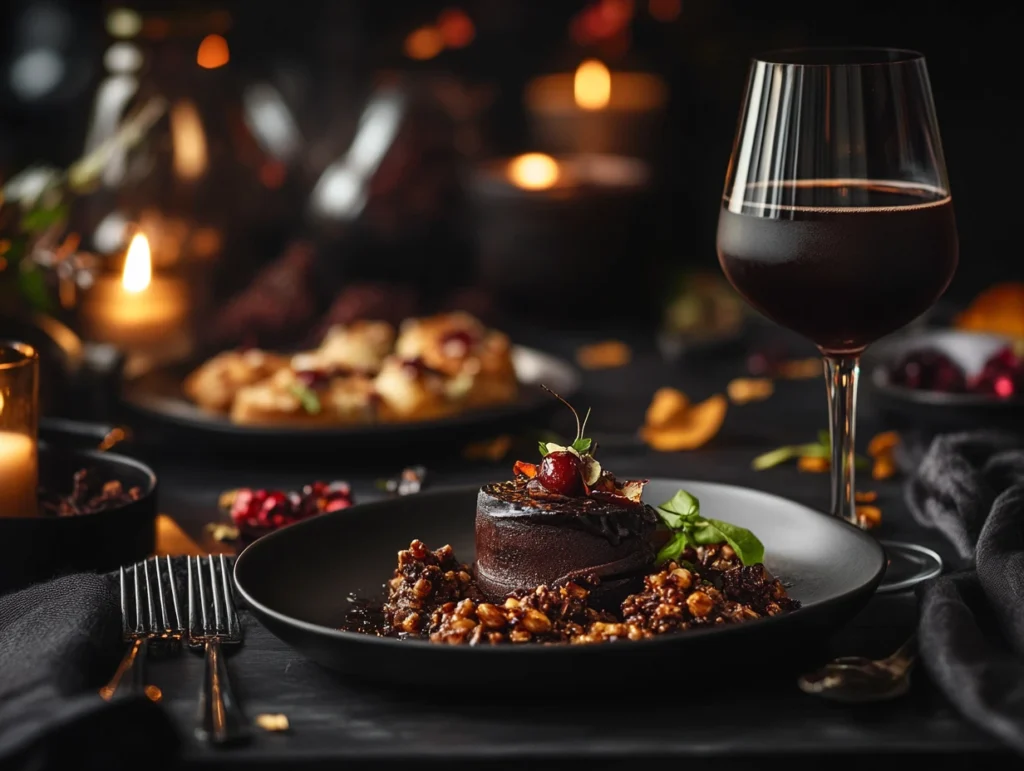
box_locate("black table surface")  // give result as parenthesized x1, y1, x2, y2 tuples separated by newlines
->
(128, 321, 1007, 767)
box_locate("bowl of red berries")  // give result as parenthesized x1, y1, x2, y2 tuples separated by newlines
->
(870, 329, 1024, 428)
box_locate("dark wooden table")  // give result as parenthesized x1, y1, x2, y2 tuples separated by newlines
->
(137, 323, 1006, 767)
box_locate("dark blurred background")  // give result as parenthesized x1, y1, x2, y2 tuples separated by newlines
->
(0, 0, 1015, 339)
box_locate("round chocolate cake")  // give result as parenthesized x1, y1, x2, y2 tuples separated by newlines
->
(474, 479, 657, 606)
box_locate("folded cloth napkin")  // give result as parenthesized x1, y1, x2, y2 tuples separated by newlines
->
(0, 573, 179, 771)
(907, 430, 1024, 754)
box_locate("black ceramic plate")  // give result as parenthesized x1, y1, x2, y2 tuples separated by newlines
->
(234, 479, 886, 688)
(120, 346, 579, 451)
(870, 329, 1024, 430)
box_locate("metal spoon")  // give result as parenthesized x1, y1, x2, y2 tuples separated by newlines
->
(798, 634, 916, 703)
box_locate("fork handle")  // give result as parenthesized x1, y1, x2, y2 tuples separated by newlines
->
(196, 639, 250, 745)
(99, 638, 148, 701)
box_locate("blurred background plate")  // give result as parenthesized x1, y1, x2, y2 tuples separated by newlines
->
(870, 328, 1024, 431)
(120, 344, 579, 452)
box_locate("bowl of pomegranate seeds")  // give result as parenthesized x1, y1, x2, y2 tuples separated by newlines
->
(221, 481, 355, 546)
(0, 444, 157, 593)
(870, 329, 1024, 429)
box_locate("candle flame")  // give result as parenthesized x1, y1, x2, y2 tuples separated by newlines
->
(574, 59, 611, 110)
(122, 233, 152, 293)
(508, 153, 560, 191)
(170, 100, 208, 180)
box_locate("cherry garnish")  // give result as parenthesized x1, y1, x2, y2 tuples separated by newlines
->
(538, 451, 583, 496)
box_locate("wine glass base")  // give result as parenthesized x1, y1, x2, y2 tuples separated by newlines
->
(875, 540, 944, 594)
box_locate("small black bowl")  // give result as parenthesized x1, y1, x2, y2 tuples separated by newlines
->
(0, 443, 157, 594)
(869, 329, 1024, 431)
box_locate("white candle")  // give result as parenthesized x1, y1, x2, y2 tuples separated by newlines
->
(0, 431, 37, 517)
(524, 60, 667, 157)
(80, 232, 192, 366)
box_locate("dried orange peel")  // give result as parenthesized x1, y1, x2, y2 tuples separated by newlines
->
(727, 377, 774, 405)
(776, 358, 820, 379)
(640, 387, 727, 451)
(856, 505, 882, 529)
(576, 340, 632, 370)
(797, 455, 829, 473)
(868, 430, 901, 480)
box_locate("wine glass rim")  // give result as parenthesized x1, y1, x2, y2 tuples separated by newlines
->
(752, 47, 925, 67)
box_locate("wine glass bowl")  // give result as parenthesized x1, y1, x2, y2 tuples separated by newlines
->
(717, 48, 958, 356)
(716, 47, 956, 592)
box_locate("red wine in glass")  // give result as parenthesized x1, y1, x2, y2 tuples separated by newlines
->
(719, 179, 958, 355)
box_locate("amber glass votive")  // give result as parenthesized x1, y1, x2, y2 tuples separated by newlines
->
(0, 342, 39, 517)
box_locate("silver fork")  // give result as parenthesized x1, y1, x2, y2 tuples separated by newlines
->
(100, 555, 183, 701)
(188, 554, 250, 745)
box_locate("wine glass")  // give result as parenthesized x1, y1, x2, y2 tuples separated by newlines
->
(717, 48, 956, 592)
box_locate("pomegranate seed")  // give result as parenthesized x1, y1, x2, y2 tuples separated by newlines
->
(995, 375, 1015, 398)
(891, 349, 966, 393)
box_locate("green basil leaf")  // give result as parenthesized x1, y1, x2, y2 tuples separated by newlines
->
(287, 382, 321, 415)
(699, 517, 765, 566)
(751, 445, 797, 470)
(818, 429, 830, 449)
(656, 489, 700, 529)
(656, 530, 693, 566)
(571, 437, 592, 454)
(538, 441, 550, 457)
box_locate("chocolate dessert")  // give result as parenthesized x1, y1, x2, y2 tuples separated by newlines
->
(337, 389, 800, 646)
(474, 390, 657, 606)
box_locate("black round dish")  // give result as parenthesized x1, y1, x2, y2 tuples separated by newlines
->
(0, 443, 157, 593)
(234, 479, 886, 689)
(120, 345, 579, 453)
(869, 329, 1024, 431)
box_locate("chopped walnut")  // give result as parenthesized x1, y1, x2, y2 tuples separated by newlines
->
(429, 582, 616, 645)
(382, 540, 481, 635)
(367, 539, 800, 645)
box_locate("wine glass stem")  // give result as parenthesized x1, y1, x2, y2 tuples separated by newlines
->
(824, 355, 860, 527)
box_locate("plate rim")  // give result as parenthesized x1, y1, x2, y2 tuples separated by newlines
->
(120, 344, 581, 438)
(234, 478, 887, 655)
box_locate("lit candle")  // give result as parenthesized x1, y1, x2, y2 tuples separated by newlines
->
(0, 342, 38, 518)
(0, 432, 38, 517)
(469, 152, 650, 314)
(79, 232, 192, 370)
(524, 60, 667, 158)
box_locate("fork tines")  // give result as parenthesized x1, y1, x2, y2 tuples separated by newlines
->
(118, 555, 184, 639)
(187, 555, 241, 641)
